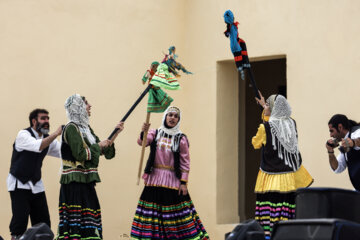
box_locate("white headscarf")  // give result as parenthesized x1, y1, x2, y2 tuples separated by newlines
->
(156, 106, 182, 151)
(266, 94, 276, 113)
(269, 95, 300, 170)
(64, 94, 96, 144)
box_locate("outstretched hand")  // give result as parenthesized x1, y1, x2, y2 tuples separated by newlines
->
(255, 91, 271, 116)
(109, 121, 125, 143)
(255, 91, 266, 107)
(55, 125, 63, 136)
(116, 121, 125, 133)
(99, 139, 111, 149)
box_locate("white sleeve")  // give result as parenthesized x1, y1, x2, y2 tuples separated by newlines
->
(47, 139, 61, 158)
(334, 153, 347, 173)
(351, 129, 360, 150)
(15, 130, 42, 153)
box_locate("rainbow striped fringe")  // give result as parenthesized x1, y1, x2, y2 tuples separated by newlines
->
(255, 192, 295, 240)
(131, 187, 209, 240)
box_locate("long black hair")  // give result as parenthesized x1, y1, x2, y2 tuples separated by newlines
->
(328, 114, 359, 131)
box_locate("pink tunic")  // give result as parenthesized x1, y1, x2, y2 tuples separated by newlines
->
(138, 129, 190, 190)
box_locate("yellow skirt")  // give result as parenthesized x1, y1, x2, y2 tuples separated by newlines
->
(254, 165, 313, 193)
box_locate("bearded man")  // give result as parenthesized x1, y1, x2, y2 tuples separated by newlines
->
(326, 114, 360, 191)
(7, 108, 63, 240)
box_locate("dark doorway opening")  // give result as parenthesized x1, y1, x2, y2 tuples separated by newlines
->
(238, 56, 287, 219)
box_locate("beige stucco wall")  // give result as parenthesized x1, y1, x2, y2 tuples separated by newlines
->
(1, 0, 360, 239)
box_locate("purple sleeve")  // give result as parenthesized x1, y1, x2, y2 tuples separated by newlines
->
(179, 136, 190, 182)
(137, 129, 156, 146)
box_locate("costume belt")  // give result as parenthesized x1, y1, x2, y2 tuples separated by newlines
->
(153, 164, 174, 171)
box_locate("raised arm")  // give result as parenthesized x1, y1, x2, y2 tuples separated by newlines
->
(39, 126, 63, 151)
(137, 123, 156, 146)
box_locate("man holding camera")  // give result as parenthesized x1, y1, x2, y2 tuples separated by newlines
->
(7, 109, 63, 240)
(326, 114, 360, 191)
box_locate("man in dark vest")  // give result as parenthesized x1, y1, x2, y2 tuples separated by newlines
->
(7, 108, 63, 240)
(326, 114, 360, 191)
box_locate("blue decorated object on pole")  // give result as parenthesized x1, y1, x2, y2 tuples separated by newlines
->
(224, 10, 251, 80)
(223, 10, 260, 99)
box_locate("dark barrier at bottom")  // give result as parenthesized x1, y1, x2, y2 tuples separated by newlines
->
(272, 218, 360, 240)
(225, 219, 265, 240)
(20, 222, 54, 240)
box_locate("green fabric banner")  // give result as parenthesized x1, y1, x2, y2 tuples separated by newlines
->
(149, 63, 180, 90)
(147, 87, 173, 113)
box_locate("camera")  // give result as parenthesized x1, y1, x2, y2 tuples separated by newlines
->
(327, 138, 350, 153)
(326, 138, 339, 148)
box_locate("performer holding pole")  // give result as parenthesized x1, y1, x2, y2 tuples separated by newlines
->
(138, 61, 162, 185)
(136, 47, 192, 184)
(131, 106, 209, 240)
(252, 92, 313, 239)
(56, 94, 124, 240)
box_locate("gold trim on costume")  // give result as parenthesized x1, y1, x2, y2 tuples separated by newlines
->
(154, 164, 174, 171)
(145, 184, 179, 190)
(62, 160, 84, 168)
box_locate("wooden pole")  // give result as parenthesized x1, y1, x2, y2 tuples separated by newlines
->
(137, 112, 151, 185)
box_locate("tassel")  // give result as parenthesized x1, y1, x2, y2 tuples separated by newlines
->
(286, 153, 290, 168)
(272, 133, 277, 150)
(288, 153, 293, 169)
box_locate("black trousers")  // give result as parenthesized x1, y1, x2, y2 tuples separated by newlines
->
(9, 188, 50, 236)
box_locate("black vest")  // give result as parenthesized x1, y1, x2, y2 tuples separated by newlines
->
(345, 126, 360, 191)
(144, 130, 188, 179)
(60, 122, 78, 163)
(10, 127, 49, 184)
(261, 122, 302, 173)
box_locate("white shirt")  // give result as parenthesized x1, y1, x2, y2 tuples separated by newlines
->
(7, 128, 61, 194)
(334, 128, 360, 173)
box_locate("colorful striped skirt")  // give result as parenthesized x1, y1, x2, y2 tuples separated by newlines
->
(56, 182, 102, 240)
(254, 166, 313, 239)
(131, 186, 209, 240)
(255, 192, 295, 240)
